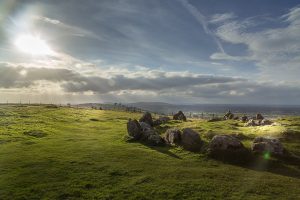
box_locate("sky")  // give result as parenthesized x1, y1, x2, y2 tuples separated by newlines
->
(1, 0, 300, 105)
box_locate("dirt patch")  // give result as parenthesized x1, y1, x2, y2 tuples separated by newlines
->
(23, 130, 47, 138)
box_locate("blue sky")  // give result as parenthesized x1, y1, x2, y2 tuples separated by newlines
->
(1, 0, 300, 104)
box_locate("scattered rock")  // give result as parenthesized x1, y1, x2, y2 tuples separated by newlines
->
(139, 112, 154, 126)
(23, 130, 47, 138)
(224, 110, 234, 120)
(259, 119, 273, 126)
(181, 128, 203, 151)
(127, 119, 142, 140)
(244, 119, 257, 127)
(256, 113, 264, 120)
(153, 116, 170, 126)
(251, 137, 284, 155)
(241, 115, 248, 123)
(158, 116, 170, 123)
(173, 111, 187, 121)
(233, 116, 239, 120)
(164, 128, 181, 145)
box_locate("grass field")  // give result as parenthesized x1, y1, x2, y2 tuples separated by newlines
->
(0, 105, 299, 200)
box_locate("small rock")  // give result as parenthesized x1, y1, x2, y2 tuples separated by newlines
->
(224, 110, 234, 120)
(259, 119, 273, 126)
(244, 119, 258, 127)
(256, 113, 264, 120)
(241, 115, 248, 123)
(173, 111, 187, 121)
(153, 116, 170, 126)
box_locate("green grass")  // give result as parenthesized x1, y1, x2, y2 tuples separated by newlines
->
(0, 105, 300, 200)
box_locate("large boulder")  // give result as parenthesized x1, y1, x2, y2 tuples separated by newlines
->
(181, 128, 203, 151)
(251, 137, 284, 156)
(256, 113, 264, 120)
(141, 129, 164, 146)
(127, 119, 142, 139)
(139, 112, 154, 126)
(164, 128, 181, 145)
(173, 111, 187, 121)
(209, 135, 245, 151)
(209, 135, 249, 162)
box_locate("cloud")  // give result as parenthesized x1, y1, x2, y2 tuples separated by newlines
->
(0, 62, 243, 93)
(209, 13, 236, 24)
(210, 5, 300, 80)
(178, 0, 225, 53)
(210, 52, 247, 61)
(33, 15, 103, 40)
(1, 62, 300, 104)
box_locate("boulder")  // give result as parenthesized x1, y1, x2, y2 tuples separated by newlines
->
(209, 135, 250, 162)
(241, 115, 248, 123)
(259, 119, 273, 126)
(141, 129, 164, 146)
(224, 110, 234, 120)
(164, 128, 181, 145)
(158, 116, 170, 123)
(181, 128, 203, 151)
(139, 112, 154, 126)
(251, 137, 284, 155)
(244, 119, 257, 127)
(127, 119, 142, 139)
(256, 113, 264, 120)
(153, 116, 170, 126)
(173, 111, 187, 121)
(209, 135, 245, 151)
(140, 122, 153, 132)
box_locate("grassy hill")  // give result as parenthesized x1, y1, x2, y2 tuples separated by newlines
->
(0, 105, 299, 200)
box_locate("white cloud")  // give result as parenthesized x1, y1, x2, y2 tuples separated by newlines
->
(33, 15, 103, 40)
(210, 5, 300, 81)
(209, 13, 236, 24)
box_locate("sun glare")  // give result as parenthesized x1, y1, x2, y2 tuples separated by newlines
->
(14, 34, 53, 56)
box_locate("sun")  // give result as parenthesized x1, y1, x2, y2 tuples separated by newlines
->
(14, 34, 54, 56)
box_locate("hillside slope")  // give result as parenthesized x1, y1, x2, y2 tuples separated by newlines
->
(0, 105, 299, 200)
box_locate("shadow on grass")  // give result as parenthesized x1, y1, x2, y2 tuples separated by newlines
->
(141, 142, 182, 159)
(209, 151, 300, 179)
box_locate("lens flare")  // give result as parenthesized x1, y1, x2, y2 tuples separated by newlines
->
(263, 152, 270, 160)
